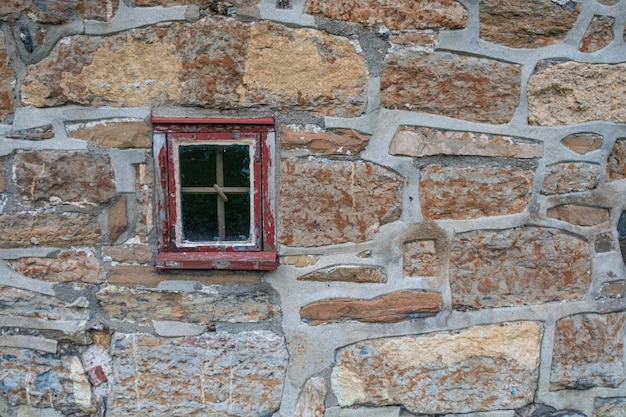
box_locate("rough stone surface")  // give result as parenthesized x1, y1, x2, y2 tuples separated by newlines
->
(0, 213, 101, 248)
(541, 162, 600, 194)
(547, 205, 610, 226)
(390, 127, 543, 158)
(0, 0, 32, 21)
(66, 119, 151, 148)
(403, 240, 438, 276)
(0, 34, 14, 122)
(97, 285, 279, 324)
(450, 227, 591, 309)
(5, 0, 120, 23)
(381, 51, 521, 124)
(131, 0, 258, 10)
(8, 250, 104, 283)
(551, 312, 625, 390)
(22, 20, 366, 117)
(280, 255, 320, 268)
(479, 0, 581, 48)
(107, 265, 261, 286)
(580, 15, 614, 53)
(108, 196, 128, 243)
(389, 31, 438, 49)
(295, 376, 327, 417)
(598, 281, 625, 299)
(102, 244, 153, 264)
(108, 331, 287, 417)
(306, 0, 467, 30)
(594, 397, 626, 417)
(595, 233, 614, 253)
(528, 61, 626, 126)
(297, 265, 387, 283)
(420, 164, 533, 220)
(561, 133, 603, 155)
(606, 138, 626, 182)
(0, 348, 95, 414)
(301, 290, 442, 325)
(332, 322, 542, 414)
(279, 158, 402, 247)
(0, 286, 91, 323)
(281, 125, 369, 155)
(14, 151, 116, 205)
(241, 21, 367, 117)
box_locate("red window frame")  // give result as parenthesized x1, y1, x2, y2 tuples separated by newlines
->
(152, 117, 276, 270)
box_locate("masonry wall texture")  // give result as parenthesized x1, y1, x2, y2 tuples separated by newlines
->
(0, 0, 625, 417)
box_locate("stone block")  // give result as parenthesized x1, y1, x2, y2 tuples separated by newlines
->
(390, 127, 543, 158)
(107, 265, 261, 286)
(14, 151, 116, 205)
(403, 240, 438, 276)
(560, 133, 603, 155)
(528, 61, 626, 125)
(479, 0, 581, 48)
(547, 205, 609, 226)
(8, 250, 104, 283)
(595, 233, 614, 252)
(606, 138, 626, 182)
(108, 195, 128, 243)
(0, 33, 14, 122)
(0, 348, 95, 414)
(0, 213, 101, 248)
(295, 376, 327, 417)
(450, 227, 591, 309)
(331, 322, 542, 414)
(580, 15, 614, 53)
(103, 244, 153, 264)
(280, 255, 320, 267)
(594, 397, 626, 417)
(598, 281, 625, 299)
(541, 162, 600, 194)
(97, 284, 279, 324)
(107, 331, 287, 417)
(420, 164, 533, 220)
(297, 265, 387, 283)
(0, 286, 91, 323)
(306, 0, 467, 30)
(66, 119, 151, 148)
(281, 125, 369, 155)
(131, 0, 259, 9)
(300, 290, 442, 325)
(551, 312, 626, 390)
(381, 51, 521, 124)
(279, 158, 402, 247)
(0, 0, 31, 21)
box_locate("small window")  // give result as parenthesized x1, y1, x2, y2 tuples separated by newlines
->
(152, 117, 276, 270)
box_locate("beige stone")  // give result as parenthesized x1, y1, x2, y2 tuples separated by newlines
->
(528, 61, 626, 125)
(420, 164, 533, 220)
(450, 227, 591, 309)
(0, 213, 101, 248)
(389, 31, 438, 49)
(297, 265, 387, 283)
(332, 322, 542, 414)
(14, 151, 116, 205)
(306, 0, 467, 30)
(551, 312, 625, 390)
(108, 196, 128, 243)
(280, 255, 320, 267)
(0, 33, 15, 121)
(281, 125, 369, 155)
(66, 119, 151, 148)
(381, 51, 521, 124)
(103, 244, 154, 264)
(390, 126, 543, 158)
(547, 205, 609, 226)
(300, 290, 442, 325)
(108, 331, 287, 417)
(580, 15, 615, 53)
(279, 158, 402, 247)
(403, 240, 438, 276)
(108, 265, 261, 286)
(541, 162, 600, 194)
(241, 21, 367, 117)
(295, 376, 327, 417)
(9, 250, 104, 283)
(479, 0, 581, 48)
(606, 138, 626, 182)
(560, 133, 603, 155)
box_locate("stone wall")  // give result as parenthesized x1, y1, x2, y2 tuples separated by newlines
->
(0, 1, 625, 416)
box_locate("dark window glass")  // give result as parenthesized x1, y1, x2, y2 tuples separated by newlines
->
(179, 145, 216, 187)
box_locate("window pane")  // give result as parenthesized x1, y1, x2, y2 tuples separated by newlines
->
(179, 145, 216, 187)
(224, 193, 251, 241)
(223, 145, 251, 187)
(181, 193, 218, 241)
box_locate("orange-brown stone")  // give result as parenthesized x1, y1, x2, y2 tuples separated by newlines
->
(547, 205, 610, 226)
(281, 125, 369, 156)
(560, 133, 603, 155)
(580, 15, 614, 53)
(9, 250, 104, 283)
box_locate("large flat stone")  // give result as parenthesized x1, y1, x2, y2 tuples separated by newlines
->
(528, 61, 626, 126)
(332, 322, 542, 414)
(107, 331, 288, 417)
(541, 162, 600, 194)
(279, 158, 402, 247)
(580, 15, 614, 53)
(0, 33, 14, 122)
(0, 213, 101, 248)
(281, 125, 369, 156)
(297, 265, 387, 283)
(381, 51, 521, 124)
(0, 286, 91, 323)
(606, 138, 626, 182)
(551, 312, 626, 390)
(66, 119, 151, 148)
(450, 227, 591, 309)
(420, 164, 533, 220)
(8, 250, 104, 283)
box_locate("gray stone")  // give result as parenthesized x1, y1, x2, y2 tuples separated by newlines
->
(152, 320, 207, 337)
(0, 335, 58, 353)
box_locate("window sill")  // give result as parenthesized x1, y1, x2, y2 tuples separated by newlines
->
(155, 251, 277, 270)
